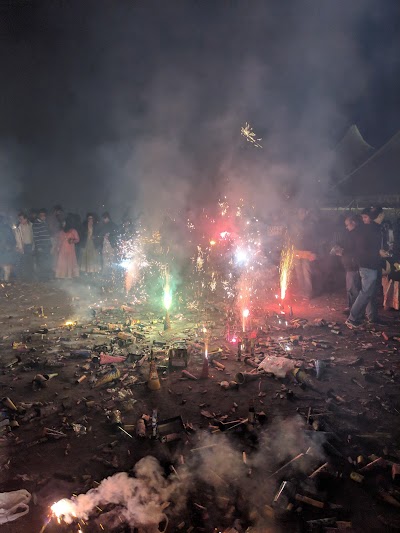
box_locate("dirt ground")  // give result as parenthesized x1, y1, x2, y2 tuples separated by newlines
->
(1, 279, 400, 532)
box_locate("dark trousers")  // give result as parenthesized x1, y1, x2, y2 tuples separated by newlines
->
(17, 244, 34, 281)
(35, 249, 52, 281)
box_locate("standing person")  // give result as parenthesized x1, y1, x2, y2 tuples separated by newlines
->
(54, 215, 80, 279)
(14, 212, 34, 281)
(346, 208, 382, 328)
(48, 205, 65, 238)
(98, 212, 117, 278)
(32, 209, 53, 281)
(361, 206, 387, 318)
(0, 215, 16, 282)
(80, 213, 100, 275)
(332, 214, 361, 312)
(290, 207, 318, 300)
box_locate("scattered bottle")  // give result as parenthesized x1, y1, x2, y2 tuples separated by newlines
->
(248, 398, 255, 429)
(151, 409, 158, 439)
(237, 340, 242, 361)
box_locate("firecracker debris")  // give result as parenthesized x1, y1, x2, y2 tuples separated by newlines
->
(1, 281, 400, 532)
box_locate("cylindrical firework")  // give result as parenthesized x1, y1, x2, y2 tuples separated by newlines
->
(211, 360, 225, 370)
(201, 356, 209, 379)
(2, 397, 17, 411)
(295, 494, 324, 509)
(70, 350, 92, 358)
(94, 366, 121, 388)
(292, 368, 318, 391)
(161, 433, 180, 443)
(244, 337, 251, 353)
(99, 352, 127, 365)
(315, 360, 326, 380)
(350, 471, 364, 483)
(148, 361, 161, 390)
(164, 310, 171, 330)
(44, 373, 58, 380)
(111, 409, 123, 426)
(236, 372, 260, 385)
(181, 369, 198, 380)
(136, 418, 146, 437)
(237, 340, 242, 361)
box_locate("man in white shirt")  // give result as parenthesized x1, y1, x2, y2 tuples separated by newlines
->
(14, 212, 34, 280)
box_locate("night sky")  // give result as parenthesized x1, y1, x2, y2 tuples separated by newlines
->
(1, 1, 400, 214)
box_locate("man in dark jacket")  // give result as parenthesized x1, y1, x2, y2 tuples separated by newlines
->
(346, 209, 382, 328)
(334, 214, 361, 311)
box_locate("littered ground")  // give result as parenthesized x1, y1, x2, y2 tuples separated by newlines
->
(1, 279, 400, 532)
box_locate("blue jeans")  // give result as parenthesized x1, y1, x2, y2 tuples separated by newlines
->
(346, 270, 361, 309)
(349, 268, 377, 322)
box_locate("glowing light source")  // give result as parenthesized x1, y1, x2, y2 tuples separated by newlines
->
(279, 241, 295, 300)
(234, 247, 249, 266)
(162, 267, 172, 311)
(119, 259, 132, 270)
(51, 499, 76, 523)
(242, 308, 249, 332)
(163, 286, 172, 311)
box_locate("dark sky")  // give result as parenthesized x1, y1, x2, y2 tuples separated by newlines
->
(1, 0, 400, 215)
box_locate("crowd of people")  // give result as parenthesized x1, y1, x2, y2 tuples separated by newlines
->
(0, 206, 135, 284)
(1, 203, 400, 327)
(290, 205, 400, 327)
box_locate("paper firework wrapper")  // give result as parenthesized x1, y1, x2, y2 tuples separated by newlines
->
(94, 367, 121, 387)
(2, 397, 17, 411)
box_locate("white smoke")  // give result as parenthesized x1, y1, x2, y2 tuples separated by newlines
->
(52, 416, 327, 530)
(55, 457, 179, 528)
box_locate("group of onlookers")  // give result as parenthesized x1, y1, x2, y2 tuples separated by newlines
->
(0, 205, 135, 283)
(1, 202, 400, 325)
(290, 205, 400, 326)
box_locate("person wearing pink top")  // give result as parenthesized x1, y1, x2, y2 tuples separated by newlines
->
(54, 215, 80, 279)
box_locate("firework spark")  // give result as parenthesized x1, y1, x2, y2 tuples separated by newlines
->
(163, 269, 172, 311)
(51, 499, 77, 523)
(241, 122, 262, 148)
(279, 240, 295, 300)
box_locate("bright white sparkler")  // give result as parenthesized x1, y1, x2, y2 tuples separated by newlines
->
(242, 308, 249, 332)
(234, 247, 250, 266)
(51, 499, 77, 523)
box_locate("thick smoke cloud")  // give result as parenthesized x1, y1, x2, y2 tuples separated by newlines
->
(1, 1, 397, 215)
(51, 417, 327, 531)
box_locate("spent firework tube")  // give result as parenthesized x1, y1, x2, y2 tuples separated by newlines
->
(70, 350, 92, 358)
(99, 352, 127, 365)
(94, 367, 121, 388)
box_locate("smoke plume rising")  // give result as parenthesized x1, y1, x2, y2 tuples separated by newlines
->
(52, 416, 327, 531)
